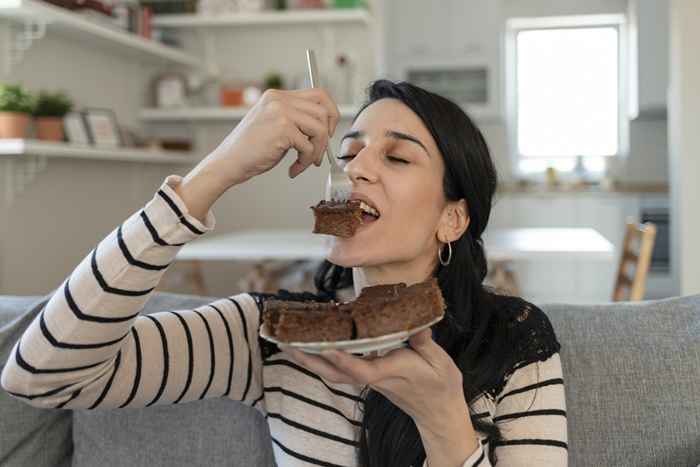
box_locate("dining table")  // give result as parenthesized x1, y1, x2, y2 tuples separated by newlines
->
(176, 227, 615, 262)
(175, 228, 615, 295)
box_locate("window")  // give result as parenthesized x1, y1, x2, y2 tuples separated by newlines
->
(506, 15, 628, 174)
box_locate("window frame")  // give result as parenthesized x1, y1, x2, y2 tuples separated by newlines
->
(505, 14, 630, 176)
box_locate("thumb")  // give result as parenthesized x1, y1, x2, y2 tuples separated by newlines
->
(408, 328, 443, 367)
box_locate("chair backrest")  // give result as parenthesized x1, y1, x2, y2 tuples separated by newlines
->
(612, 220, 657, 301)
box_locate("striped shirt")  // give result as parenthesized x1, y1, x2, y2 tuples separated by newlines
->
(1, 174, 568, 467)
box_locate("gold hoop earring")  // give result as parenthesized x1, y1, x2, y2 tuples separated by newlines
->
(439, 241, 452, 266)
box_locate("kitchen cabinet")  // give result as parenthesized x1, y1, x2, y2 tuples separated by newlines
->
(628, 0, 670, 119)
(388, 0, 451, 59)
(384, 0, 502, 121)
(388, 0, 501, 60)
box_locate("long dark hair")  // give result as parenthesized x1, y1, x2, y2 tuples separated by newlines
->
(314, 80, 512, 466)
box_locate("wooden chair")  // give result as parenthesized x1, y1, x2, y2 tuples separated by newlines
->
(238, 260, 318, 294)
(486, 260, 521, 296)
(612, 221, 657, 301)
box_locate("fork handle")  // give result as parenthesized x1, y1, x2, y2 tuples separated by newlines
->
(306, 49, 336, 166)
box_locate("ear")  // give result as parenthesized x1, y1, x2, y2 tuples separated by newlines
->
(437, 199, 470, 243)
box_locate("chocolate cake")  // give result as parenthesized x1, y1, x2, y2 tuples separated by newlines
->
(263, 278, 445, 343)
(263, 300, 353, 342)
(311, 200, 363, 237)
(352, 279, 445, 338)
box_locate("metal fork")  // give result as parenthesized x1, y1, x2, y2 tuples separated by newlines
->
(306, 49, 352, 202)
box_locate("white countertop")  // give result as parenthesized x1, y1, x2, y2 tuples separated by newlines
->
(177, 228, 615, 263)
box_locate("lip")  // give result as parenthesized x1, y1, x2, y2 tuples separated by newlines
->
(350, 192, 381, 216)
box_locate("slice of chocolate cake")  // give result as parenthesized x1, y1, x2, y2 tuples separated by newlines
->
(263, 300, 353, 342)
(355, 283, 406, 303)
(262, 278, 446, 343)
(351, 278, 445, 338)
(311, 200, 363, 238)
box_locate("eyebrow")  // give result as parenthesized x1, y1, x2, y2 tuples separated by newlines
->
(341, 130, 430, 157)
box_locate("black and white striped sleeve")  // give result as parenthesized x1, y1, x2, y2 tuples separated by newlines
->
(0, 174, 264, 410)
(430, 353, 567, 467)
(489, 352, 568, 465)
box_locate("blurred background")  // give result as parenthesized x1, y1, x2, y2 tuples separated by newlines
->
(0, 0, 697, 305)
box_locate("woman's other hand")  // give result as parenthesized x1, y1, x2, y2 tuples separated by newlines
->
(284, 329, 466, 430)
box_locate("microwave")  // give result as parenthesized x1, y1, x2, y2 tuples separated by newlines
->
(398, 59, 500, 122)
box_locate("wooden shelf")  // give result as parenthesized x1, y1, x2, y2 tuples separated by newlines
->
(0, 0, 202, 67)
(152, 9, 371, 28)
(140, 105, 360, 122)
(0, 139, 195, 164)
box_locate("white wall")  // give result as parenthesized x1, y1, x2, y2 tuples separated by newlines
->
(669, 0, 700, 295)
(500, 0, 627, 18)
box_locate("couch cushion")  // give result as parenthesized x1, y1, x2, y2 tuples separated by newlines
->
(72, 292, 276, 467)
(0, 294, 72, 467)
(543, 295, 700, 467)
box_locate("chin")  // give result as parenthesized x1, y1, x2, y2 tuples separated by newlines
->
(326, 237, 379, 268)
(326, 244, 365, 268)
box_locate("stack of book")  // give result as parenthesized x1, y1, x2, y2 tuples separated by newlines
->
(112, 2, 153, 39)
(41, 0, 155, 40)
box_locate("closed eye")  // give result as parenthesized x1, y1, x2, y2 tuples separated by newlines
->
(337, 154, 409, 164)
(387, 155, 409, 164)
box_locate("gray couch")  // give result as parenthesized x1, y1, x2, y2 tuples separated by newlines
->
(1, 292, 699, 467)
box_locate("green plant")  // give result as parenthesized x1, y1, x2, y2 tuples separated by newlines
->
(33, 90, 73, 117)
(263, 72, 285, 90)
(0, 84, 35, 114)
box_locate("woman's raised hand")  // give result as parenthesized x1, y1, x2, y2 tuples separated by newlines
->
(198, 88, 340, 188)
(174, 88, 340, 221)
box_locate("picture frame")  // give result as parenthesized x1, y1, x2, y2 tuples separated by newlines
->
(83, 108, 122, 148)
(153, 71, 188, 108)
(63, 112, 91, 145)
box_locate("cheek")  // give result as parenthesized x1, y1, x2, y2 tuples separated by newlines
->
(383, 176, 444, 242)
(388, 174, 444, 224)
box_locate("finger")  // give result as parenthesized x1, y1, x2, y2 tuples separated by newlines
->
(288, 127, 314, 178)
(286, 107, 328, 168)
(408, 329, 444, 368)
(288, 97, 333, 140)
(290, 98, 330, 167)
(321, 350, 385, 386)
(289, 98, 330, 167)
(284, 349, 355, 385)
(289, 88, 341, 137)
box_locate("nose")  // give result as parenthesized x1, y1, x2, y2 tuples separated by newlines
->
(345, 147, 379, 185)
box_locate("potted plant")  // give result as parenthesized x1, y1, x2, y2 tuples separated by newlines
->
(33, 90, 73, 141)
(0, 83, 35, 139)
(263, 72, 285, 90)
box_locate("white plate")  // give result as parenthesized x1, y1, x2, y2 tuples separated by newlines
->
(259, 315, 444, 355)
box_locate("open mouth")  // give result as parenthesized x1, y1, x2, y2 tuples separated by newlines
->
(358, 201, 380, 223)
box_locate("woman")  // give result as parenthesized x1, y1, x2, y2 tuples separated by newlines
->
(1, 80, 567, 466)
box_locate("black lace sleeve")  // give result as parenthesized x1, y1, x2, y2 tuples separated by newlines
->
(249, 289, 335, 359)
(485, 296, 562, 398)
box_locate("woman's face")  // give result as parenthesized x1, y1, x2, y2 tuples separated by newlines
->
(327, 98, 449, 275)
